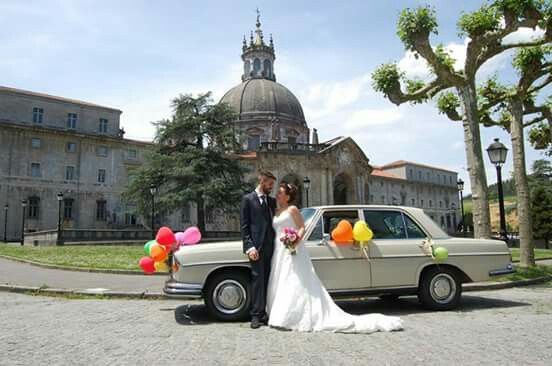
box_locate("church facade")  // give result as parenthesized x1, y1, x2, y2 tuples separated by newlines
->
(0, 15, 461, 241)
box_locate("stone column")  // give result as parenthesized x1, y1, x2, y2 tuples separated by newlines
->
(327, 169, 334, 204)
(321, 170, 327, 205)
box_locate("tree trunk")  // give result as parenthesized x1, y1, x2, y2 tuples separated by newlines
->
(196, 197, 206, 235)
(510, 99, 535, 268)
(458, 84, 492, 238)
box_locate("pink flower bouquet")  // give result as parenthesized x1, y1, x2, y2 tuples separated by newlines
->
(280, 227, 299, 255)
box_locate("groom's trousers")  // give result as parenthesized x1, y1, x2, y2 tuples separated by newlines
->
(250, 237, 273, 318)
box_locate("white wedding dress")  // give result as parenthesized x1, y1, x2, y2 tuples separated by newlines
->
(266, 208, 403, 333)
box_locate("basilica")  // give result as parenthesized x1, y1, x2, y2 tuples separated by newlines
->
(0, 14, 461, 243)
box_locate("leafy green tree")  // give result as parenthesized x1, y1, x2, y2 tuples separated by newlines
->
(124, 92, 247, 233)
(372, 1, 551, 239)
(531, 185, 552, 249)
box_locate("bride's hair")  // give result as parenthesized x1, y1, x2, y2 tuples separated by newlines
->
(279, 182, 298, 204)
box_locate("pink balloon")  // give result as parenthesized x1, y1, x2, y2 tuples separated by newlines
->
(182, 226, 202, 245)
(175, 232, 186, 245)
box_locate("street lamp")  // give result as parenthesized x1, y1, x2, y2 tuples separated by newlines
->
(487, 138, 508, 241)
(3, 204, 8, 243)
(57, 192, 64, 245)
(20, 199, 27, 246)
(457, 179, 465, 234)
(149, 184, 158, 238)
(303, 176, 311, 207)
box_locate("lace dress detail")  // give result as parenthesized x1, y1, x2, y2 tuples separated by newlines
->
(266, 209, 403, 333)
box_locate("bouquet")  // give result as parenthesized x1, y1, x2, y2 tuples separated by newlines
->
(280, 227, 299, 255)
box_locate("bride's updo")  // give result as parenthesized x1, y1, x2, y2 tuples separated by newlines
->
(280, 182, 298, 204)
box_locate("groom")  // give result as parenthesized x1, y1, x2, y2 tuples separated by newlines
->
(240, 169, 276, 329)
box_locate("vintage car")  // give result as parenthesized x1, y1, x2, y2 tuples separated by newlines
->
(164, 205, 514, 321)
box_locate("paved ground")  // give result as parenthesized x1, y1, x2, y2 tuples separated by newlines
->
(2, 285, 552, 366)
(0, 257, 164, 293)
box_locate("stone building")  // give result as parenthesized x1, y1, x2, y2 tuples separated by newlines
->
(0, 86, 150, 241)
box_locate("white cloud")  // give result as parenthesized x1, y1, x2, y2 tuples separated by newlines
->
(345, 108, 402, 130)
(502, 26, 545, 45)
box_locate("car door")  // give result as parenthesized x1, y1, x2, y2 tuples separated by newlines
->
(363, 209, 428, 288)
(303, 209, 371, 291)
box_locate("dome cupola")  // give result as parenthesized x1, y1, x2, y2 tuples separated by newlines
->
(241, 9, 276, 82)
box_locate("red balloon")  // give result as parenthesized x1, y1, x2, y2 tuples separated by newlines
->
(156, 226, 176, 247)
(139, 256, 155, 274)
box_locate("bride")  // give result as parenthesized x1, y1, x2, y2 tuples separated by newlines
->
(266, 183, 403, 333)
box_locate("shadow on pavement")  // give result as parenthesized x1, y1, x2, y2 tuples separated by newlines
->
(174, 304, 212, 325)
(171, 293, 531, 325)
(338, 294, 530, 316)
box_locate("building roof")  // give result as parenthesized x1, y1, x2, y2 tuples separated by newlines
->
(370, 168, 404, 180)
(219, 78, 306, 127)
(379, 160, 457, 174)
(0, 85, 122, 113)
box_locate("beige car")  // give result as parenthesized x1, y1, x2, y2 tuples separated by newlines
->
(165, 205, 513, 321)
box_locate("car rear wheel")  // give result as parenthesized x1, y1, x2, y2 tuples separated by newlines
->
(418, 267, 462, 310)
(204, 271, 250, 321)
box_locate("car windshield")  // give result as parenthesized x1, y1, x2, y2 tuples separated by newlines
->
(300, 207, 317, 226)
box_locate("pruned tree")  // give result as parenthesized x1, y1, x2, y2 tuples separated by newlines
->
(123, 92, 248, 233)
(372, 1, 551, 239)
(475, 45, 550, 268)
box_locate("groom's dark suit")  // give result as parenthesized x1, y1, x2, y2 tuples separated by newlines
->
(240, 190, 276, 319)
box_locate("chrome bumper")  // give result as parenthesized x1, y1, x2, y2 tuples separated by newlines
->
(489, 263, 515, 276)
(163, 280, 203, 298)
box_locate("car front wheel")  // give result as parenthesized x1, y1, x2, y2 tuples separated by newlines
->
(204, 271, 250, 321)
(418, 267, 462, 310)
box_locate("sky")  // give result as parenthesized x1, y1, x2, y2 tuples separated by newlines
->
(1, 0, 550, 194)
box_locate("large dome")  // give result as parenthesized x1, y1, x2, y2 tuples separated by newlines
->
(220, 78, 307, 127)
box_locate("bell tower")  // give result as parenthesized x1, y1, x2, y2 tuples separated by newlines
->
(241, 9, 276, 82)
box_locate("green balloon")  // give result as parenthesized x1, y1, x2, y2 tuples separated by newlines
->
(144, 240, 157, 256)
(433, 246, 449, 262)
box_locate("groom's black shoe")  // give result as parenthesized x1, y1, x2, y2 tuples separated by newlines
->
(260, 314, 269, 325)
(250, 317, 263, 329)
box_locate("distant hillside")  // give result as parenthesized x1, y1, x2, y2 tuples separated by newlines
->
(465, 177, 516, 201)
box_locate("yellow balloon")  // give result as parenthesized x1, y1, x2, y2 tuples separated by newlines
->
(353, 220, 373, 242)
(154, 261, 169, 272)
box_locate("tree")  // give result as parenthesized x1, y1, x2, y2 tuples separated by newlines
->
(531, 185, 552, 249)
(124, 92, 247, 233)
(479, 45, 550, 267)
(372, 1, 551, 239)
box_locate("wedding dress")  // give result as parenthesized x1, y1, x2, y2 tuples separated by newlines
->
(266, 208, 403, 333)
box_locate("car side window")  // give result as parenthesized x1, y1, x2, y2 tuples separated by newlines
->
(323, 210, 359, 240)
(404, 214, 426, 239)
(363, 210, 406, 239)
(308, 218, 323, 241)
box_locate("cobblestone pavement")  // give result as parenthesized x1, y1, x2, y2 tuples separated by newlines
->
(2, 284, 551, 366)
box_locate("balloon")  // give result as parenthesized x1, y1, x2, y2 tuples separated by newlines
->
(182, 226, 202, 245)
(331, 220, 353, 244)
(175, 232, 186, 245)
(353, 220, 373, 242)
(154, 261, 170, 272)
(156, 226, 176, 247)
(433, 246, 449, 262)
(139, 256, 155, 274)
(150, 244, 168, 262)
(144, 240, 157, 256)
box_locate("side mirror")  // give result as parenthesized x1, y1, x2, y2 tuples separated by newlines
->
(319, 233, 330, 246)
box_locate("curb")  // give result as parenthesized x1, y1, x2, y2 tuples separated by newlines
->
(1, 276, 550, 300)
(0, 254, 167, 276)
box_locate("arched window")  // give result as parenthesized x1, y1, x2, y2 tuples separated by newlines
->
(253, 58, 261, 73)
(263, 59, 272, 77)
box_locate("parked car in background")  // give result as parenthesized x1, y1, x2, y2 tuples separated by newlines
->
(165, 205, 513, 320)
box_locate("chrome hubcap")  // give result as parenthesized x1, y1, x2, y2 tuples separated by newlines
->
(430, 273, 456, 304)
(212, 280, 246, 315)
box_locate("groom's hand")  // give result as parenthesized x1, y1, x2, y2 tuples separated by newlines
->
(248, 248, 259, 261)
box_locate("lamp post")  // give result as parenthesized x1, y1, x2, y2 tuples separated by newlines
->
(487, 138, 509, 241)
(303, 176, 311, 207)
(457, 179, 465, 235)
(20, 199, 27, 246)
(149, 184, 158, 238)
(3, 204, 8, 243)
(56, 192, 64, 245)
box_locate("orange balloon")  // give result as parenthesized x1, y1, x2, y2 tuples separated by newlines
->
(150, 244, 168, 262)
(331, 220, 354, 244)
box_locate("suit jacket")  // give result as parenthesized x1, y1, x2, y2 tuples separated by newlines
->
(240, 191, 276, 254)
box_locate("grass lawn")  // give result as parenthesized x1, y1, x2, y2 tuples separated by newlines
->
(0, 244, 144, 271)
(497, 265, 552, 282)
(510, 248, 552, 262)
